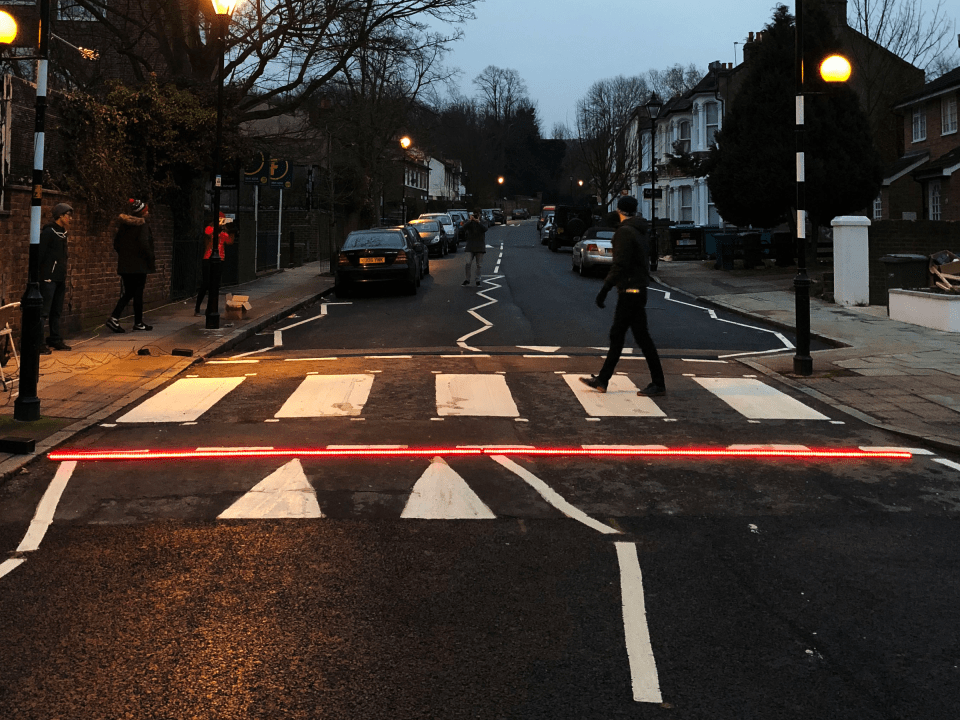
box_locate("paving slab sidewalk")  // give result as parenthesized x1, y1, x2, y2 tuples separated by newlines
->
(654, 259, 960, 453)
(0, 262, 334, 478)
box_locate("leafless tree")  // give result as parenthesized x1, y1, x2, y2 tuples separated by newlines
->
(472, 65, 530, 123)
(68, 0, 477, 121)
(574, 75, 649, 209)
(645, 63, 703, 100)
(849, 0, 958, 77)
(551, 122, 570, 140)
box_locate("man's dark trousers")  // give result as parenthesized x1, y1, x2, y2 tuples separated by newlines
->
(596, 289, 664, 386)
(40, 279, 65, 345)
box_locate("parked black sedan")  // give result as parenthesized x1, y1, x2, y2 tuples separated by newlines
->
(335, 228, 420, 297)
(408, 218, 451, 257)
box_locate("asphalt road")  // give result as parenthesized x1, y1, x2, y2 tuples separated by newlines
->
(2, 220, 959, 719)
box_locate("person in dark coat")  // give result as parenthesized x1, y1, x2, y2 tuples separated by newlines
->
(38, 203, 73, 353)
(461, 210, 488, 287)
(580, 195, 665, 397)
(105, 198, 156, 333)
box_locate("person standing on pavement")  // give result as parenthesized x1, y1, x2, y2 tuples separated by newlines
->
(105, 198, 156, 333)
(580, 195, 666, 397)
(461, 210, 487, 287)
(195, 213, 234, 316)
(38, 203, 73, 353)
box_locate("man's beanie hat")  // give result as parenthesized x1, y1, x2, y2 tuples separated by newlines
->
(616, 195, 638, 215)
(52, 203, 73, 219)
(128, 198, 146, 213)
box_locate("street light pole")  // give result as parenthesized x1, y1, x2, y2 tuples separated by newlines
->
(645, 93, 663, 274)
(793, 0, 812, 375)
(14, 0, 52, 421)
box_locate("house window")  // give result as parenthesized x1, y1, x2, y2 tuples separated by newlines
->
(57, 0, 96, 21)
(912, 105, 926, 142)
(676, 121, 691, 154)
(929, 180, 941, 220)
(704, 103, 719, 147)
(873, 193, 882, 220)
(679, 186, 693, 223)
(943, 95, 958, 135)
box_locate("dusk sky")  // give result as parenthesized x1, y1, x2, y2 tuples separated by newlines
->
(432, 0, 807, 133)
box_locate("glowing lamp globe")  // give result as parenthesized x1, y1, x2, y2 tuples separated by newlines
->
(820, 54, 852, 83)
(0, 11, 17, 45)
(212, 0, 241, 15)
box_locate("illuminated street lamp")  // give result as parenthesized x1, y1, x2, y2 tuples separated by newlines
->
(793, 0, 851, 375)
(204, 0, 242, 330)
(400, 136, 412, 222)
(0, 11, 16, 44)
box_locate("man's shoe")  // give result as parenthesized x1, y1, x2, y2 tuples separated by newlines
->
(579, 375, 607, 393)
(194, 311, 204, 317)
(133, 322, 153, 331)
(105, 317, 124, 333)
(48, 341, 71, 351)
(39, 345, 52, 355)
(638, 383, 666, 397)
(462, 280, 470, 286)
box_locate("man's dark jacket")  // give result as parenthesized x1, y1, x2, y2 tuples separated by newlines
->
(463, 219, 487, 253)
(39, 222, 68, 282)
(113, 214, 156, 274)
(600, 215, 650, 293)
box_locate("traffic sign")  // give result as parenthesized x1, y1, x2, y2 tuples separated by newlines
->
(269, 158, 291, 189)
(643, 188, 663, 199)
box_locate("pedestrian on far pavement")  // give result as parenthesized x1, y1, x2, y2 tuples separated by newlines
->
(580, 195, 665, 397)
(195, 213, 234, 316)
(461, 210, 487, 287)
(105, 198, 156, 333)
(38, 203, 74, 353)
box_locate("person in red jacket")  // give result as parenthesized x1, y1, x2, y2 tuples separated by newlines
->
(195, 213, 234, 316)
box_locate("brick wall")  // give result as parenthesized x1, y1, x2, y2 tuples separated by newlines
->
(868, 219, 960, 304)
(0, 188, 174, 336)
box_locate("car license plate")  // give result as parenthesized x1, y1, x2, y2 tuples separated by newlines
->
(678, 239, 696, 246)
(359, 256, 385, 264)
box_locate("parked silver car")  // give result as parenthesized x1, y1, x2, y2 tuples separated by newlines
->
(571, 227, 616, 275)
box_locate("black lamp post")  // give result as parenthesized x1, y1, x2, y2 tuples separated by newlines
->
(399, 136, 411, 223)
(645, 92, 663, 273)
(205, 0, 240, 330)
(793, 0, 851, 375)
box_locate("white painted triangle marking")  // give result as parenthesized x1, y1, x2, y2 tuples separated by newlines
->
(401, 457, 496, 519)
(517, 345, 561, 353)
(218, 459, 323, 519)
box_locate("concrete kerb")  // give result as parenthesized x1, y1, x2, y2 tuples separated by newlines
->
(0, 286, 337, 482)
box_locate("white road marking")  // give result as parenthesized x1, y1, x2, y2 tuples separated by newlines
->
(489, 455, 620, 535)
(523, 354, 570, 358)
(860, 446, 934, 455)
(693, 377, 829, 420)
(933, 458, 960, 472)
(283, 357, 339, 362)
(17, 461, 77, 552)
(401, 457, 496, 519)
(436, 374, 519, 417)
(218, 459, 322, 519)
(564, 375, 666, 417)
(518, 346, 561, 353)
(615, 542, 663, 703)
(118, 377, 245, 423)
(275, 374, 374, 417)
(0, 558, 26, 580)
(457, 275, 505, 351)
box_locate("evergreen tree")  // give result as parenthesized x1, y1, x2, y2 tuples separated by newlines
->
(707, 3, 882, 235)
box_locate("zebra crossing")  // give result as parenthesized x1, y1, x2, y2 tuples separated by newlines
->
(112, 370, 835, 425)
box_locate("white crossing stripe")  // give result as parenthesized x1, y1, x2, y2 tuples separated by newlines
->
(401, 457, 496, 519)
(118, 377, 246, 423)
(693, 377, 829, 420)
(564, 374, 666, 417)
(616, 542, 663, 703)
(275, 374, 374, 417)
(219, 459, 323, 519)
(436, 373, 519, 417)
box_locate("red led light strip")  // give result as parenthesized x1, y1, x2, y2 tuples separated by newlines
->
(46, 447, 912, 462)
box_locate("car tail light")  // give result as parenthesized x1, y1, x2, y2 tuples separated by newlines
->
(586, 244, 599, 252)
(395, 251, 407, 263)
(338, 252, 349, 265)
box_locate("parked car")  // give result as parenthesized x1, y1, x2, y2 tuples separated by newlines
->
(395, 225, 429, 278)
(537, 205, 555, 231)
(408, 218, 451, 256)
(571, 227, 616, 275)
(418, 213, 458, 251)
(335, 228, 420, 297)
(539, 213, 555, 245)
(546, 205, 593, 252)
(447, 210, 470, 242)
(511, 207, 530, 220)
(491, 208, 505, 225)
(480, 209, 495, 227)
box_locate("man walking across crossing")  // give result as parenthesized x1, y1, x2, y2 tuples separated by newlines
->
(461, 210, 487, 287)
(580, 195, 666, 397)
